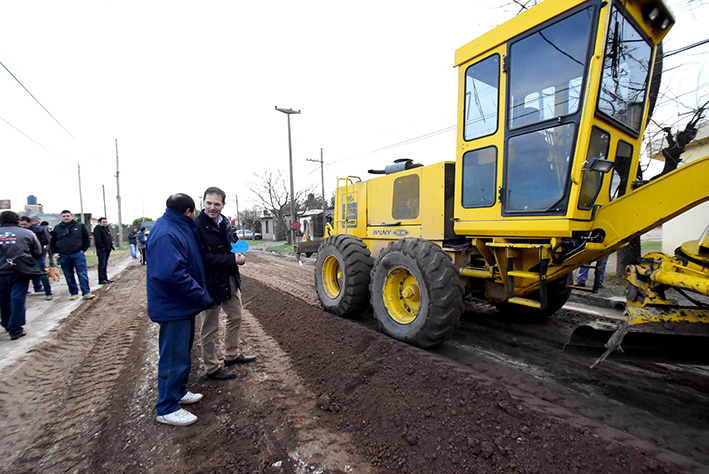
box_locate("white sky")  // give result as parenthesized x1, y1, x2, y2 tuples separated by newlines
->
(1, 0, 707, 222)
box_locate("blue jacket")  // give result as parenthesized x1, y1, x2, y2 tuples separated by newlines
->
(146, 208, 214, 322)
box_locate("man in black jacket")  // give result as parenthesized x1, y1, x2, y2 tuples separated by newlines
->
(195, 187, 255, 380)
(93, 217, 115, 285)
(50, 210, 95, 300)
(19, 215, 53, 299)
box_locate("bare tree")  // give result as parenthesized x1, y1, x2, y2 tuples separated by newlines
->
(250, 170, 316, 244)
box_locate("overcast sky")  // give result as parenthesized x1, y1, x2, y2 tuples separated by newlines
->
(1, 0, 707, 223)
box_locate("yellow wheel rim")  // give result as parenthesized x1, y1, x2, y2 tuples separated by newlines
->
(322, 255, 343, 299)
(382, 268, 420, 324)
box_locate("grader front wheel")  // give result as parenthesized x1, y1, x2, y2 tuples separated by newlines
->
(315, 235, 373, 317)
(370, 238, 464, 348)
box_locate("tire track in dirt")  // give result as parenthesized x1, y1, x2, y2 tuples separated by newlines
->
(242, 252, 319, 307)
(221, 312, 374, 472)
(0, 265, 150, 473)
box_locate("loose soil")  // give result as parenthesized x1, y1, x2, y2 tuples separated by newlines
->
(0, 251, 707, 473)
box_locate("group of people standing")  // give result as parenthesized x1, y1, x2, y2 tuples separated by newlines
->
(3, 189, 251, 428)
(127, 227, 148, 264)
(146, 187, 255, 427)
(0, 210, 107, 341)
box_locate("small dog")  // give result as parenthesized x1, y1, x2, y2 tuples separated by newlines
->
(47, 267, 61, 282)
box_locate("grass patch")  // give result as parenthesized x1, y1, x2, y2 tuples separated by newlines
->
(641, 240, 662, 254)
(83, 248, 130, 268)
(265, 244, 295, 252)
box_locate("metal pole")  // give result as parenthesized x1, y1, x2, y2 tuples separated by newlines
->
(307, 148, 326, 237)
(78, 163, 85, 226)
(275, 107, 301, 245)
(286, 114, 296, 245)
(102, 184, 107, 218)
(235, 194, 242, 239)
(320, 148, 326, 236)
(116, 139, 124, 247)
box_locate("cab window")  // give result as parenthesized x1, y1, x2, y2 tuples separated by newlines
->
(464, 55, 499, 140)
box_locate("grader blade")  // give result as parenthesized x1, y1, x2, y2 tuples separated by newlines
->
(564, 311, 709, 366)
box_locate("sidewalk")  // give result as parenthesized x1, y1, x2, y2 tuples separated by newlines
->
(0, 252, 137, 376)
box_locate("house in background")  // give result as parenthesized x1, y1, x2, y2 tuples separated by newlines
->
(657, 121, 709, 254)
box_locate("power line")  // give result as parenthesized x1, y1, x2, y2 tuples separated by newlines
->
(0, 59, 106, 169)
(0, 59, 75, 139)
(329, 124, 457, 167)
(0, 114, 71, 164)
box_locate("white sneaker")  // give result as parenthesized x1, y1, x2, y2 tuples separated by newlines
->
(179, 391, 203, 405)
(156, 408, 197, 426)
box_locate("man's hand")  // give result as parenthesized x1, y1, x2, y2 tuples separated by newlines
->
(52, 253, 59, 259)
(235, 253, 245, 265)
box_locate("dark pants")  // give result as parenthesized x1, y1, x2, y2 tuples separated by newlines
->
(97, 248, 111, 282)
(0, 275, 30, 337)
(58, 252, 91, 296)
(32, 256, 52, 295)
(156, 318, 195, 416)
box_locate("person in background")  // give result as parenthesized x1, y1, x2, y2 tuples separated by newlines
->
(576, 257, 609, 289)
(50, 210, 95, 300)
(20, 215, 52, 300)
(0, 211, 42, 340)
(137, 227, 148, 265)
(93, 217, 115, 285)
(146, 193, 214, 427)
(128, 228, 138, 259)
(41, 221, 56, 267)
(195, 186, 255, 381)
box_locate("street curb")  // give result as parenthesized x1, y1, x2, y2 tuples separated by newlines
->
(569, 292, 627, 310)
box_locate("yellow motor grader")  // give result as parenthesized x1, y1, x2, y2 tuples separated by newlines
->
(314, 0, 709, 364)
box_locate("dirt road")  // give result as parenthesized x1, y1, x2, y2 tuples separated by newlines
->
(0, 251, 707, 473)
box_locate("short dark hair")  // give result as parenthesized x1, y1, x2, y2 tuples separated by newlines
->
(166, 193, 196, 214)
(61, 210, 72, 215)
(0, 211, 20, 225)
(140, 227, 146, 231)
(20, 216, 31, 223)
(41, 221, 49, 226)
(203, 187, 226, 204)
(98, 217, 107, 222)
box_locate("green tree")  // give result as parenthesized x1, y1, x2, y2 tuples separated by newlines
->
(132, 217, 154, 226)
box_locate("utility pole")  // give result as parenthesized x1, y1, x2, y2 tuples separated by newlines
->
(115, 139, 124, 247)
(102, 184, 107, 218)
(77, 163, 85, 226)
(306, 148, 326, 237)
(275, 106, 301, 245)
(235, 194, 242, 238)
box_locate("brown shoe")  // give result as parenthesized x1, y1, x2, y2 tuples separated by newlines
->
(224, 354, 256, 366)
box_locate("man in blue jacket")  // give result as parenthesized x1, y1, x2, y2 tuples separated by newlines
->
(147, 193, 214, 427)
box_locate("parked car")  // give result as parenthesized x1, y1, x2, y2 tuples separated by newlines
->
(238, 229, 262, 240)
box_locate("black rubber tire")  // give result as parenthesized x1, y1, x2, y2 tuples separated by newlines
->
(370, 238, 464, 349)
(495, 274, 572, 320)
(315, 234, 373, 317)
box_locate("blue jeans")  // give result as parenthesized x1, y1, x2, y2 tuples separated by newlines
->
(577, 257, 608, 285)
(129, 243, 137, 259)
(58, 252, 91, 296)
(0, 275, 30, 336)
(32, 257, 52, 295)
(156, 318, 195, 416)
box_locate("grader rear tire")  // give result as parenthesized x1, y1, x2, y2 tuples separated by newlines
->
(315, 235, 373, 317)
(370, 238, 464, 348)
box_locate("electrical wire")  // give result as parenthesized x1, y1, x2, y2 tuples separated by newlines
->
(0, 60, 75, 139)
(0, 114, 71, 164)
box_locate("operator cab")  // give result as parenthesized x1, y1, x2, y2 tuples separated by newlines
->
(454, 0, 673, 238)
